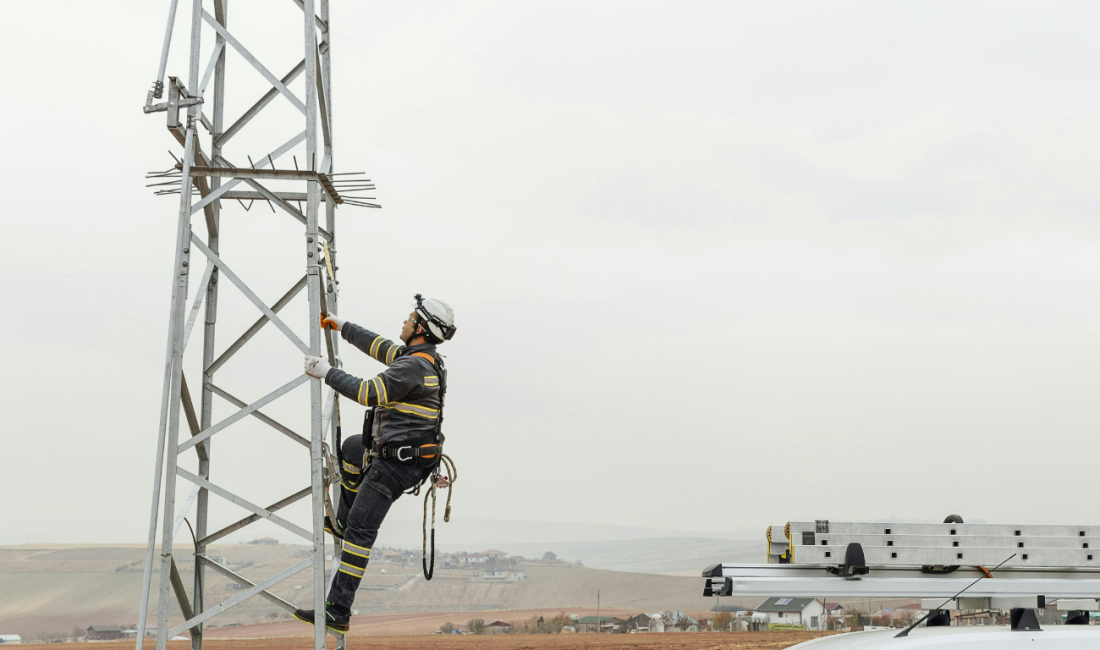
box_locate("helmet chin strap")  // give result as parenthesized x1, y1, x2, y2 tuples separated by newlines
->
(402, 318, 427, 345)
(407, 313, 444, 345)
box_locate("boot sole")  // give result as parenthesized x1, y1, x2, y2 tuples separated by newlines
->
(324, 519, 344, 540)
(292, 610, 349, 635)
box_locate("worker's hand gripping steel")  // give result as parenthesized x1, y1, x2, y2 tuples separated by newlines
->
(303, 355, 333, 378)
(320, 312, 346, 331)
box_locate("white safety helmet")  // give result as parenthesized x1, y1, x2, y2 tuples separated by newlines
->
(413, 293, 456, 343)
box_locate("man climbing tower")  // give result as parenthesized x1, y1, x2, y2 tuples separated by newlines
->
(293, 294, 456, 634)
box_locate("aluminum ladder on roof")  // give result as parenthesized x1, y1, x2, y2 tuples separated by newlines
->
(705, 520, 1100, 632)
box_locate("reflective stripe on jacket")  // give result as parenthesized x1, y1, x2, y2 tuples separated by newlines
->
(324, 322, 442, 447)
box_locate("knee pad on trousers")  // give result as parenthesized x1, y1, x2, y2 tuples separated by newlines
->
(341, 434, 367, 464)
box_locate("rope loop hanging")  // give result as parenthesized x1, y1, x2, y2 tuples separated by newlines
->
(422, 453, 457, 580)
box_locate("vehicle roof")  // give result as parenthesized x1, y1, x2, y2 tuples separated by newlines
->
(790, 626, 1100, 649)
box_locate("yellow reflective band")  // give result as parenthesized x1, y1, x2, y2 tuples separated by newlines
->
(399, 402, 438, 413)
(341, 556, 367, 569)
(343, 547, 370, 559)
(342, 461, 361, 474)
(345, 541, 371, 554)
(357, 380, 367, 406)
(370, 377, 381, 405)
(339, 566, 365, 578)
(424, 376, 438, 381)
(378, 376, 388, 405)
(387, 345, 399, 365)
(341, 481, 359, 493)
(390, 402, 440, 419)
(369, 336, 384, 360)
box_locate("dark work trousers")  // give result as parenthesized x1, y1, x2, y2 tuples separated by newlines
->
(327, 434, 432, 611)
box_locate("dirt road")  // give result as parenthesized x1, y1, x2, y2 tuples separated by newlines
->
(19, 632, 828, 649)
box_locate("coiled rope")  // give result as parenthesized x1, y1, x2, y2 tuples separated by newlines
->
(422, 453, 457, 580)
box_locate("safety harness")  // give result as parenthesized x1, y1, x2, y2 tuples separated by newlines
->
(359, 349, 455, 581)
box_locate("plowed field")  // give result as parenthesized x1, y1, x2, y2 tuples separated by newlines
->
(20, 633, 825, 649)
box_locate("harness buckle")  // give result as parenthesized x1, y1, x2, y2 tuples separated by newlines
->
(395, 446, 413, 462)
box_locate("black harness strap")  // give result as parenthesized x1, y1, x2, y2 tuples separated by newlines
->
(373, 444, 442, 462)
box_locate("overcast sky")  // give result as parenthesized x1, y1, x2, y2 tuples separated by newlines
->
(3, 1, 1100, 549)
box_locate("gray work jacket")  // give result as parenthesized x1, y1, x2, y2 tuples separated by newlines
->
(324, 322, 443, 447)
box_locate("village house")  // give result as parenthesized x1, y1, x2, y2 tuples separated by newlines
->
(476, 568, 526, 581)
(723, 610, 766, 632)
(642, 611, 698, 633)
(448, 551, 489, 565)
(873, 603, 926, 626)
(484, 621, 512, 634)
(87, 626, 122, 641)
(756, 598, 828, 630)
(576, 616, 625, 632)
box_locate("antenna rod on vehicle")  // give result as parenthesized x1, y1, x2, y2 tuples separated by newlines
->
(895, 553, 1017, 638)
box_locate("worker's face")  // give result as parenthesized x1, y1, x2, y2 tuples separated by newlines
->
(400, 311, 419, 343)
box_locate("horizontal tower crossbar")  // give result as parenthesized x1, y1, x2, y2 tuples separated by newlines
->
(167, 557, 313, 637)
(177, 375, 308, 454)
(198, 487, 312, 546)
(196, 555, 298, 612)
(207, 383, 310, 449)
(176, 468, 313, 541)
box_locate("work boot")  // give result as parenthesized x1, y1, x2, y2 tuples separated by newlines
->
(293, 601, 350, 634)
(324, 515, 344, 540)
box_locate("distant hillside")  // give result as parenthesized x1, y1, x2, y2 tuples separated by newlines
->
(489, 537, 765, 575)
(0, 541, 759, 639)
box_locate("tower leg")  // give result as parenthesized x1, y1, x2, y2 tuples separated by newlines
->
(192, 1, 228, 647)
(303, 4, 325, 647)
(156, 125, 196, 650)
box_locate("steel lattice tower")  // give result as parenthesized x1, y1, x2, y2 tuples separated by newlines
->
(137, 1, 372, 648)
